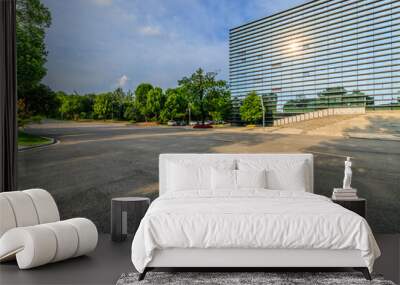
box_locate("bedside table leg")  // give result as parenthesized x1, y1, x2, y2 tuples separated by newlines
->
(354, 267, 371, 280)
(138, 268, 148, 281)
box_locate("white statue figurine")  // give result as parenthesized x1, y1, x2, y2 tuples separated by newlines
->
(343, 157, 352, 189)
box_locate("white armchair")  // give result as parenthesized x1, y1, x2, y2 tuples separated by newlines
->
(0, 189, 98, 269)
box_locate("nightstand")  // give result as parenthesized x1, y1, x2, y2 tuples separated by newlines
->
(332, 198, 366, 218)
(111, 197, 150, 242)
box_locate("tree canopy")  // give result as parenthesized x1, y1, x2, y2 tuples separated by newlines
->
(134, 83, 153, 121)
(16, 0, 51, 95)
(160, 88, 188, 122)
(240, 91, 262, 124)
(145, 87, 165, 121)
(178, 68, 230, 124)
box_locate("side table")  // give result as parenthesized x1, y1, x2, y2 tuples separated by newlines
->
(111, 197, 150, 241)
(332, 198, 366, 218)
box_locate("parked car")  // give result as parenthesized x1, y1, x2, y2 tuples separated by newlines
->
(177, 121, 187, 126)
(189, 121, 198, 126)
(167, 120, 177, 126)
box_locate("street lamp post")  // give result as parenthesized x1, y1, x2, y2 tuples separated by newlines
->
(260, 95, 265, 128)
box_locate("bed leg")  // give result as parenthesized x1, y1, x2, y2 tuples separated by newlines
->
(138, 268, 148, 281)
(354, 267, 371, 280)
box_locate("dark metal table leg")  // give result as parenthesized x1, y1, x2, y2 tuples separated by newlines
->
(138, 268, 148, 281)
(354, 267, 372, 280)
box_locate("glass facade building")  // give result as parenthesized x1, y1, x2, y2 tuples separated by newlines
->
(229, 0, 400, 123)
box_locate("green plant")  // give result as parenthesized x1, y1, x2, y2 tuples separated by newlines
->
(240, 91, 262, 124)
(31, 115, 43, 124)
(178, 68, 230, 124)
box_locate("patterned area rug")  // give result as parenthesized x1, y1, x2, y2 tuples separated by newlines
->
(116, 272, 396, 285)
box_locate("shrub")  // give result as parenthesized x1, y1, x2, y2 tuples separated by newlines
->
(31, 115, 43, 124)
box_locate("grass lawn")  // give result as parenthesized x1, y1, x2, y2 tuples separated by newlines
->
(18, 130, 52, 147)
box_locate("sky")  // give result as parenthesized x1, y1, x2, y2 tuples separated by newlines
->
(42, 0, 307, 94)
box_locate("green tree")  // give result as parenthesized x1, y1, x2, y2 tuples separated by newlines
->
(207, 88, 231, 122)
(58, 93, 82, 120)
(93, 93, 113, 120)
(123, 90, 137, 121)
(110, 88, 125, 120)
(79, 94, 96, 119)
(145, 87, 165, 121)
(160, 88, 188, 122)
(16, 0, 51, 97)
(134, 83, 153, 121)
(23, 84, 60, 117)
(178, 68, 229, 124)
(240, 91, 262, 124)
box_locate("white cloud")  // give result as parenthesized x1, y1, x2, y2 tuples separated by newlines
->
(117, 75, 129, 87)
(92, 0, 112, 6)
(138, 25, 161, 36)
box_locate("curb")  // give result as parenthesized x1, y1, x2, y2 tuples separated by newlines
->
(18, 137, 59, 152)
(346, 133, 400, 142)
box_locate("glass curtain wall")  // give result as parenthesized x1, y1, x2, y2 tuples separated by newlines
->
(229, 0, 400, 123)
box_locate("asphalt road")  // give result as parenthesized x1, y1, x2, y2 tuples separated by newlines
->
(18, 121, 400, 233)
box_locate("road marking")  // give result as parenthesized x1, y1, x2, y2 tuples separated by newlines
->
(59, 133, 93, 137)
(307, 151, 351, 158)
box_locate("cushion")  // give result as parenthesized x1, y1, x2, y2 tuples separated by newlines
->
(211, 168, 236, 191)
(237, 169, 267, 189)
(238, 159, 308, 191)
(211, 169, 267, 192)
(167, 159, 235, 192)
(167, 162, 210, 191)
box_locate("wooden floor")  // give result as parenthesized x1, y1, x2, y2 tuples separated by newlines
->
(0, 234, 398, 285)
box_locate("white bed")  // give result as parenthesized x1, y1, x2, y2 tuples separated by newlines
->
(131, 153, 380, 280)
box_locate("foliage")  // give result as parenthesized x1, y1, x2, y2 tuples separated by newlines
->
(240, 91, 262, 124)
(134, 83, 153, 121)
(178, 68, 229, 124)
(16, 58, 233, 124)
(93, 93, 113, 120)
(18, 130, 51, 147)
(160, 88, 188, 122)
(58, 93, 83, 120)
(22, 84, 60, 117)
(16, 0, 51, 96)
(145, 87, 165, 121)
(122, 90, 137, 121)
(207, 87, 231, 122)
(17, 99, 29, 127)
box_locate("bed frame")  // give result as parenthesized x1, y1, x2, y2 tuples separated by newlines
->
(138, 154, 372, 281)
(140, 248, 370, 280)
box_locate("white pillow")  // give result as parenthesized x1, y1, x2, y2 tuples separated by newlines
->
(167, 159, 235, 192)
(211, 168, 236, 191)
(238, 159, 308, 191)
(267, 165, 306, 192)
(211, 169, 267, 191)
(236, 169, 267, 189)
(167, 162, 209, 191)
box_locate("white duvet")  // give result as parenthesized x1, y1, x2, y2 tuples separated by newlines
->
(131, 190, 380, 273)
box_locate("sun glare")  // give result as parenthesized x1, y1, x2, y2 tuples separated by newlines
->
(288, 41, 301, 52)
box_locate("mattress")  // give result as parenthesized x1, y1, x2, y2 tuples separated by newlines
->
(131, 190, 380, 273)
